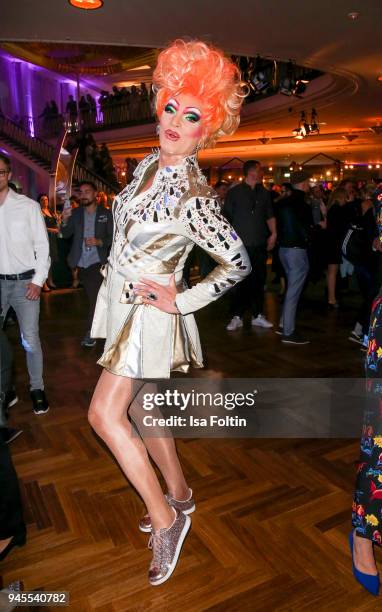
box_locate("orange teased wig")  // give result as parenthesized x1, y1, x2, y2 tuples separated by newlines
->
(153, 39, 246, 148)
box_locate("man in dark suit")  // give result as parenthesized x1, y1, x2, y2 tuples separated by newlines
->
(224, 160, 276, 331)
(61, 181, 113, 347)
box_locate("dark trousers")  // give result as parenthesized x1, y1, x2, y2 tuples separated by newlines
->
(0, 438, 25, 539)
(0, 318, 24, 540)
(354, 263, 377, 336)
(0, 322, 13, 427)
(230, 245, 267, 318)
(78, 263, 103, 334)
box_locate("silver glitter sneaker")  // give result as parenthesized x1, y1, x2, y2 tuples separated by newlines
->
(148, 508, 191, 586)
(139, 489, 195, 533)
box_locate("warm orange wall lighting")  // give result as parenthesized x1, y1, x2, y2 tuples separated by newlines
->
(68, 0, 103, 9)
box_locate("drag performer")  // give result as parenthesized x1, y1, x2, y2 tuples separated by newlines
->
(88, 39, 250, 585)
(351, 185, 382, 596)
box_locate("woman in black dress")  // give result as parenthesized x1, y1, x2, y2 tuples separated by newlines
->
(38, 194, 59, 291)
(326, 187, 348, 307)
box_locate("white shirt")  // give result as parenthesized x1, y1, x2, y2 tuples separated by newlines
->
(0, 189, 50, 287)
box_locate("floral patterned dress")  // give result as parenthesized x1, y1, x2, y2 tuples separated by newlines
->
(353, 187, 382, 545)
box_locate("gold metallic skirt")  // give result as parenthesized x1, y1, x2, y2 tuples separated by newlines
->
(97, 303, 203, 379)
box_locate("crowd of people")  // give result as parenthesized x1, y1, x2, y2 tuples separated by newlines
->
(97, 83, 154, 127)
(7, 83, 155, 141)
(65, 84, 154, 132)
(7, 153, 382, 352)
(216, 165, 382, 348)
(4, 150, 382, 354)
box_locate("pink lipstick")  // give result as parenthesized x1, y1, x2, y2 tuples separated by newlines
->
(165, 129, 180, 141)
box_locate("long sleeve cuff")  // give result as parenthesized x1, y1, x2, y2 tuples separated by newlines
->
(32, 257, 51, 287)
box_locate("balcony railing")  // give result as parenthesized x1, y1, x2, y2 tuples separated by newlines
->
(0, 114, 54, 167)
(15, 104, 155, 140)
(0, 113, 119, 194)
(73, 161, 120, 195)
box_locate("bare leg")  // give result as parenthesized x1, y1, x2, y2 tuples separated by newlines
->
(327, 264, 338, 304)
(72, 267, 79, 288)
(48, 271, 56, 288)
(0, 537, 12, 554)
(353, 532, 378, 575)
(129, 386, 190, 501)
(88, 370, 173, 531)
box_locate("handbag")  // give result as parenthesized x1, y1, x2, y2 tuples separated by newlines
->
(342, 224, 368, 265)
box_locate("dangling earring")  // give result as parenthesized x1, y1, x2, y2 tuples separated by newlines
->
(155, 124, 160, 136)
(194, 141, 203, 155)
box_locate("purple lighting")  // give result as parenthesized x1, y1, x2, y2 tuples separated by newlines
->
(0, 48, 102, 133)
(7, 60, 20, 119)
(24, 63, 35, 137)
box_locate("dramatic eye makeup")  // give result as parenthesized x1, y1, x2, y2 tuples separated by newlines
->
(184, 107, 201, 123)
(164, 98, 179, 114)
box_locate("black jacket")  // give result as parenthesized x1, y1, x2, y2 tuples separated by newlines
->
(277, 189, 313, 248)
(61, 205, 113, 268)
(224, 182, 274, 247)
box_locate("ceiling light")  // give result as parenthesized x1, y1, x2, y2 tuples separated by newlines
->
(251, 71, 269, 94)
(348, 11, 360, 20)
(248, 55, 271, 95)
(68, 0, 103, 9)
(292, 111, 309, 139)
(345, 164, 349, 169)
(349, 164, 354, 169)
(292, 79, 308, 95)
(268, 166, 273, 171)
(377, 164, 381, 169)
(308, 108, 320, 134)
(368, 164, 373, 169)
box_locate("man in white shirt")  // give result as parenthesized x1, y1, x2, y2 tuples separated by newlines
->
(0, 154, 50, 415)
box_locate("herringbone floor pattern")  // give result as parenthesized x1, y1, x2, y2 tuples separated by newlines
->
(1, 286, 380, 611)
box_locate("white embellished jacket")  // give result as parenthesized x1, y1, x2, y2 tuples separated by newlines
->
(91, 150, 251, 378)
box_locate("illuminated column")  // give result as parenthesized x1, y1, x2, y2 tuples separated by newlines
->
(23, 62, 35, 137)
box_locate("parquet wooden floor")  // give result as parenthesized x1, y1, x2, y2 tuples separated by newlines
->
(1, 283, 380, 611)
